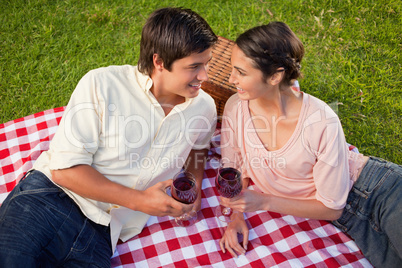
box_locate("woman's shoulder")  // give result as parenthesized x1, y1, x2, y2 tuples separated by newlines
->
(222, 93, 244, 119)
(303, 93, 339, 119)
(225, 93, 242, 110)
(304, 92, 326, 108)
(301, 93, 342, 135)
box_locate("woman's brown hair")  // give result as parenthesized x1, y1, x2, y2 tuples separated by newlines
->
(236, 21, 304, 86)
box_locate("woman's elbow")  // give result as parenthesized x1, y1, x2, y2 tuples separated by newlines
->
(328, 208, 344, 221)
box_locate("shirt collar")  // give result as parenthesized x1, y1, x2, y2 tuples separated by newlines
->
(134, 66, 194, 110)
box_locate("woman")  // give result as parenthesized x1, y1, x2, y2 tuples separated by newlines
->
(219, 21, 401, 268)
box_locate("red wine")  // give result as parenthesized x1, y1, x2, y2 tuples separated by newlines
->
(216, 167, 242, 198)
(172, 177, 197, 204)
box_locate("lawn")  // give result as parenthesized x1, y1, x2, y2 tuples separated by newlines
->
(1, 0, 401, 164)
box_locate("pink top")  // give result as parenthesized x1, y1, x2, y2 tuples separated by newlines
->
(221, 93, 366, 210)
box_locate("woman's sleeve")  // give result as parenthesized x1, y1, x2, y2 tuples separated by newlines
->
(220, 96, 244, 169)
(307, 107, 352, 210)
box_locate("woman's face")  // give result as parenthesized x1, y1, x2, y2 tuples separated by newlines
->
(229, 45, 270, 101)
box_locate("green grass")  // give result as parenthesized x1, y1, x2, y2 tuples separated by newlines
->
(1, 0, 401, 164)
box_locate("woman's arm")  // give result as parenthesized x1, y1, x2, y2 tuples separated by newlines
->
(219, 186, 343, 257)
(220, 212, 249, 258)
(221, 189, 343, 221)
(51, 165, 192, 217)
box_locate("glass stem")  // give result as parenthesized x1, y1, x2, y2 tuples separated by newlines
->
(222, 207, 232, 216)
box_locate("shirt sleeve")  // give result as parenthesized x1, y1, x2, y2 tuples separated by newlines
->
(190, 93, 217, 150)
(307, 106, 352, 210)
(48, 70, 102, 170)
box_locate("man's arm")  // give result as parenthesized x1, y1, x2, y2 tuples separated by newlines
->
(51, 165, 192, 217)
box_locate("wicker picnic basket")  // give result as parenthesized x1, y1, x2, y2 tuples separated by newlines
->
(202, 36, 237, 117)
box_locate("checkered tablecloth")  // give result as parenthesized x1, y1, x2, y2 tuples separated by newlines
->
(0, 107, 372, 267)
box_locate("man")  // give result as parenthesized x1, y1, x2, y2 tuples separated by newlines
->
(0, 7, 217, 267)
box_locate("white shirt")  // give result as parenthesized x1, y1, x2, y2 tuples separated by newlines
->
(33, 65, 216, 251)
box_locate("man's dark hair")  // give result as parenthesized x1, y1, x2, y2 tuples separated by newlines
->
(138, 7, 217, 75)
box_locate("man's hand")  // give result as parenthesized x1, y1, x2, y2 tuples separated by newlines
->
(140, 179, 194, 217)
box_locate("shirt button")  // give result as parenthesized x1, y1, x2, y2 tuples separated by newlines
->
(345, 204, 351, 210)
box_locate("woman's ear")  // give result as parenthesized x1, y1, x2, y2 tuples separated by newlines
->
(269, 68, 285, 86)
(153, 54, 164, 71)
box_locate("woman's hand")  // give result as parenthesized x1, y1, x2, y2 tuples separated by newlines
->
(219, 212, 249, 258)
(220, 189, 268, 213)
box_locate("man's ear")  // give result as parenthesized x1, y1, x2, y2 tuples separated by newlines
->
(153, 54, 164, 71)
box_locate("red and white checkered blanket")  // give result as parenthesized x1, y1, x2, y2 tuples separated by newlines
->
(0, 107, 371, 267)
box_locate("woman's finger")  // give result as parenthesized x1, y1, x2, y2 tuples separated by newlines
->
(228, 234, 246, 256)
(219, 237, 226, 253)
(243, 229, 249, 251)
(226, 243, 238, 258)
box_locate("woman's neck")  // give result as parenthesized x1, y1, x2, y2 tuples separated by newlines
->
(252, 86, 300, 118)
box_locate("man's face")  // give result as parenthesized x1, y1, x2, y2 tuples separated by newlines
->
(158, 48, 213, 99)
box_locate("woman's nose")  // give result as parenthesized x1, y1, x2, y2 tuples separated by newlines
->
(229, 69, 236, 84)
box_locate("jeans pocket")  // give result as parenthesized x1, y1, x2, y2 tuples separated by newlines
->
(70, 219, 96, 254)
(62, 219, 111, 267)
(10, 171, 61, 199)
(332, 189, 362, 232)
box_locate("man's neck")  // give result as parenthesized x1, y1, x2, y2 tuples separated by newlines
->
(150, 86, 185, 116)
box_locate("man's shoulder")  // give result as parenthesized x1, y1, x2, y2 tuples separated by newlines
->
(190, 89, 217, 117)
(198, 89, 215, 102)
(86, 65, 136, 77)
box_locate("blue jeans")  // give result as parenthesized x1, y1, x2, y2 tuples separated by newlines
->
(0, 170, 112, 267)
(332, 157, 402, 268)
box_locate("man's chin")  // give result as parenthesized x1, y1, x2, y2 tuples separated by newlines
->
(187, 87, 200, 98)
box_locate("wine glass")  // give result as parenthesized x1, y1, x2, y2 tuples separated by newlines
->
(215, 161, 242, 222)
(170, 170, 198, 227)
